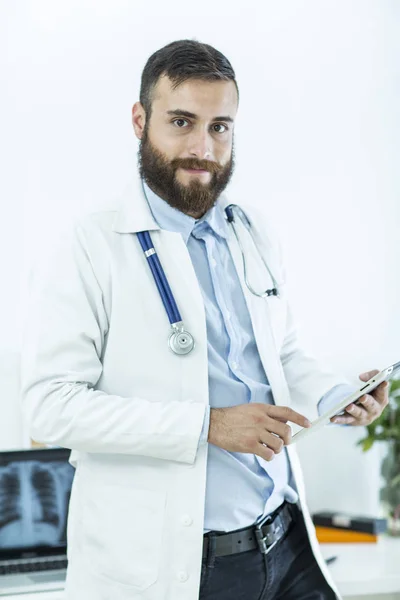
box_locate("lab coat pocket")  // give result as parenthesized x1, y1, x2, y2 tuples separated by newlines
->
(82, 483, 167, 590)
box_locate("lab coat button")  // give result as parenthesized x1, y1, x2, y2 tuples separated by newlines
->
(177, 570, 189, 582)
(182, 515, 193, 526)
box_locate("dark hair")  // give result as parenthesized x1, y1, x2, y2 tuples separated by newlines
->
(139, 39, 239, 118)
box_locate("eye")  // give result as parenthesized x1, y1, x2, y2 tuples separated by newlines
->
(172, 118, 229, 133)
(172, 118, 190, 128)
(212, 123, 229, 133)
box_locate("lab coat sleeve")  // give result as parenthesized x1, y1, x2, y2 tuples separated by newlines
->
(276, 234, 354, 421)
(279, 303, 351, 420)
(20, 221, 205, 464)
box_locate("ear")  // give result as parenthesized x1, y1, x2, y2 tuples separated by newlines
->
(132, 102, 146, 139)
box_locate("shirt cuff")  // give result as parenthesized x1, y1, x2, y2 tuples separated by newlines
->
(198, 405, 211, 447)
(318, 383, 360, 427)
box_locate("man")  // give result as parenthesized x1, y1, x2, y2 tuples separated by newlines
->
(21, 39, 389, 600)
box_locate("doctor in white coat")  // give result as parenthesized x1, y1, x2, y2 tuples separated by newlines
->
(21, 39, 389, 600)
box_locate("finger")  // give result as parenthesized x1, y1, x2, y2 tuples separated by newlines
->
(344, 402, 367, 420)
(331, 414, 356, 425)
(370, 381, 390, 406)
(358, 394, 382, 417)
(264, 419, 292, 445)
(259, 432, 285, 454)
(258, 443, 276, 462)
(272, 416, 289, 424)
(269, 406, 311, 429)
(359, 369, 380, 382)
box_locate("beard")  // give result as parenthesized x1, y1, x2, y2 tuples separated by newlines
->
(138, 123, 235, 218)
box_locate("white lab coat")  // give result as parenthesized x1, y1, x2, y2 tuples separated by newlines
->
(21, 176, 343, 599)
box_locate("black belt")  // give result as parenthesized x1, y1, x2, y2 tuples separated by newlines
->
(203, 501, 297, 558)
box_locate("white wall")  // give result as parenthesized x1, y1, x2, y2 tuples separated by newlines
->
(1, 1, 399, 516)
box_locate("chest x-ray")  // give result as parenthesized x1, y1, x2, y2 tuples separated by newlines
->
(0, 460, 75, 549)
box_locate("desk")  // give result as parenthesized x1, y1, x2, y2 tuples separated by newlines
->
(321, 535, 400, 598)
(3, 537, 400, 599)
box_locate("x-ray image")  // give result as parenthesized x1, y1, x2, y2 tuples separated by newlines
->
(0, 460, 75, 549)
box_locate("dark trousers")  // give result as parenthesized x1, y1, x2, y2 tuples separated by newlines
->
(199, 506, 338, 600)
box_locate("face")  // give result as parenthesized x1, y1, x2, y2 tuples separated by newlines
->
(132, 75, 237, 218)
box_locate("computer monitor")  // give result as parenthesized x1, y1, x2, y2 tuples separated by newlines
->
(0, 447, 75, 560)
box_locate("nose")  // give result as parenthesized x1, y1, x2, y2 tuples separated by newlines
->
(187, 129, 212, 161)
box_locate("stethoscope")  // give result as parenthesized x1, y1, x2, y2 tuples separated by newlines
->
(137, 204, 280, 356)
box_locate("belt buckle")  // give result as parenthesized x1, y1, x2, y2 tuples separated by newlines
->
(254, 516, 283, 555)
(255, 532, 278, 555)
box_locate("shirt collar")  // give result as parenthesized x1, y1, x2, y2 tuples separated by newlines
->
(142, 179, 229, 245)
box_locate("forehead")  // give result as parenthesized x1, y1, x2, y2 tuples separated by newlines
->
(151, 75, 238, 119)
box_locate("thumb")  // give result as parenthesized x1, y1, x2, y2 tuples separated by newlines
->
(359, 369, 380, 382)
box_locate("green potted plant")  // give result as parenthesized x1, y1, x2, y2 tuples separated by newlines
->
(357, 376, 400, 535)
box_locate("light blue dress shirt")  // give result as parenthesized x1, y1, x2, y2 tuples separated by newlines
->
(141, 179, 356, 534)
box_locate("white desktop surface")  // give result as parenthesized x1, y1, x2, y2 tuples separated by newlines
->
(320, 535, 400, 597)
(2, 537, 400, 599)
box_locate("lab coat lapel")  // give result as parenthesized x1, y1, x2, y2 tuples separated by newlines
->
(223, 210, 291, 407)
(113, 176, 209, 405)
(112, 174, 207, 347)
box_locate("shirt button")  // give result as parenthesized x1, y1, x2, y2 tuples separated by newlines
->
(210, 258, 217, 268)
(177, 570, 189, 582)
(181, 515, 193, 526)
(232, 361, 239, 370)
(226, 312, 231, 321)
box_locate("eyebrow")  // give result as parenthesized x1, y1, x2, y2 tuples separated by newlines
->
(166, 109, 234, 123)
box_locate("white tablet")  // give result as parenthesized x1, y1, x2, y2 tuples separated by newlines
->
(291, 360, 400, 444)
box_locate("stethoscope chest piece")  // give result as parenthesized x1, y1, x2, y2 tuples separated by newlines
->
(168, 326, 195, 355)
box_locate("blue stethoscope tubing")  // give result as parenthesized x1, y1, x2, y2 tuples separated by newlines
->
(137, 204, 280, 356)
(137, 230, 194, 355)
(137, 230, 181, 324)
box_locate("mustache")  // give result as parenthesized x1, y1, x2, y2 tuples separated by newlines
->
(170, 158, 222, 174)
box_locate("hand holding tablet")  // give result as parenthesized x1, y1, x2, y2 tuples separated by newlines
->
(290, 361, 400, 444)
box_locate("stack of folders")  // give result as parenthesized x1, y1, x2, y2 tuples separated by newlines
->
(312, 512, 387, 543)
